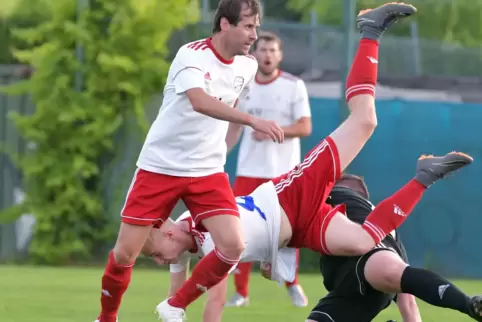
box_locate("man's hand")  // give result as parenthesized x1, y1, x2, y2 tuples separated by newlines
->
(250, 118, 284, 143)
(260, 262, 272, 280)
(251, 131, 271, 142)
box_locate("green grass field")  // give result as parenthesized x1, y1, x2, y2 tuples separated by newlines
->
(0, 265, 479, 322)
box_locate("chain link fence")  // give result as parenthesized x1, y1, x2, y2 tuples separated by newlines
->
(171, 21, 482, 79)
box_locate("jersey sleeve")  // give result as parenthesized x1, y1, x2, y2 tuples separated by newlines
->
(169, 252, 191, 273)
(291, 79, 311, 120)
(200, 233, 215, 255)
(171, 46, 205, 94)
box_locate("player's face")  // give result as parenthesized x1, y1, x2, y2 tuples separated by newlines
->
(253, 40, 282, 75)
(148, 229, 184, 265)
(227, 8, 259, 55)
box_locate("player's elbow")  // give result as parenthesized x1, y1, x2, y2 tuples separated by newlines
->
(191, 98, 205, 113)
(299, 124, 312, 137)
(186, 88, 208, 113)
(297, 118, 312, 137)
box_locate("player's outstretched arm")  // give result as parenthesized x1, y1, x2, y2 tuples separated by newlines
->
(186, 88, 284, 143)
(168, 254, 190, 297)
(203, 277, 228, 322)
(396, 293, 422, 322)
(226, 122, 243, 153)
(168, 270, 189, 298)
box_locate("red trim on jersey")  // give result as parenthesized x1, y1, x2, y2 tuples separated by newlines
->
(188, 40, 204, 50)
(179, 216, 200, 254)
(255, 69, 281, 85)
(206, 38, 234, 65)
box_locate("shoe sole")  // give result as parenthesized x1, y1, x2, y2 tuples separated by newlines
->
(418, 151, 473, 163)
(358, 2, 417, 17)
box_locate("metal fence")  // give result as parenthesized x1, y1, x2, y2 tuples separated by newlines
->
(171, 21, 482, 79)
(0, 65, 34, 260)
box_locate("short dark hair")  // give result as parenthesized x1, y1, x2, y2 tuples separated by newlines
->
(335, 173, 370, 199)
(252, 31, 282, 51)
(213, 0, 262, 33)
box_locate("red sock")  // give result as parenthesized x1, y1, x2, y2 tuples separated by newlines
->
(234, 262, 253, 297)
(285, 249, 300, 288)
(98, 251, 133, 322)
(345, 39, 379, 101)
(362, 179, 426, 244)
(168, 248, 238, 309)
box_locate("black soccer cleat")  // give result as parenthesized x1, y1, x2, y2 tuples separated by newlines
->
(357, 2, 417, 40)
(469, 296, 482, 321)
(415, 151, 473, 188)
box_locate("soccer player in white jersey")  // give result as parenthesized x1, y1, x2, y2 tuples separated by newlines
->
(147, 3, 472, 322)
(224, 31, 311, 308)
(93, 1, 286, 321)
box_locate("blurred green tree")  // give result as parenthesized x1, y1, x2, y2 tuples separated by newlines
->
(288, 0, 482, 47)
(0, 0, 198, 264)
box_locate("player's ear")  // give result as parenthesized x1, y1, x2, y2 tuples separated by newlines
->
(164, 230, 174, 239)
(220, 17, 231, 31)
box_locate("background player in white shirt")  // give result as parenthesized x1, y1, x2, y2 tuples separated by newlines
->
(148, 5, 474, 322)
(224, 31, 312, 308)
(94, 1, 286, 322)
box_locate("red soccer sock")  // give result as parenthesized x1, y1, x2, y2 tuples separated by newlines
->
(345, 39, 379, 101)
(285, 249, 300, 288)
(234, 262, 253, 298)
(168, 248, 239, 309)
(362, 179, 426, 244)
(98, 251, 133, 322)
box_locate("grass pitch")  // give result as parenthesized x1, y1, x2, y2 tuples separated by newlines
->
(0, 265, 479, 322)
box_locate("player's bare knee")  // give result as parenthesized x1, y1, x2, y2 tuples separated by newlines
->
(347, 96, 377, 131)
(351, 110, 377, 135)
(112, 245, 138, 265)
(201, 215, 246, 259)
(113, 222, 152, 265)
(217, 235, 245, 259)
(364, 250, 407, 293)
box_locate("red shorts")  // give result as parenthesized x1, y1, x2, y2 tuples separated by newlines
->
(232, 176, 271, 197)
(272, 136, 345, 254)
(121, 169, 239, 227)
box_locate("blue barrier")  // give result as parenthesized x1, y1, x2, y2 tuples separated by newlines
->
(226, 98, 482, 278)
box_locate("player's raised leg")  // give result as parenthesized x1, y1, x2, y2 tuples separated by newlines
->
(273, 3, 418, 257)
(321, 2, 421, 255)
(364, 250, 482, 321)
(324, 152, 473, 256)
(330, 2, 417, 172)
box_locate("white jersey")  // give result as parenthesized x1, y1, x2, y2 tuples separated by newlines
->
(169, 182, 297, 283)
(236, 71, 311, 178)
(137, 38, 258, 177)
